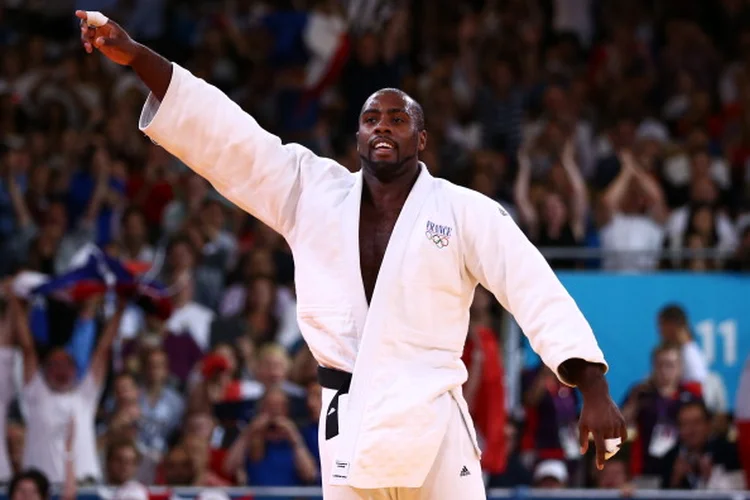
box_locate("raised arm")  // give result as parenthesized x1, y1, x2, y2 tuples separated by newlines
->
(76, 10, 348, 239)
(463, 194, 626, 469)
(88, 300, 125, 385)
(560, 139, 590, 241)
(8, 293, 37, 385)
(602, 152, 635, 214)
(513, 145, 539, 239)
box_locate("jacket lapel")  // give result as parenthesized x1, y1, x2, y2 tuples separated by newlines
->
(339, 170, 369, 336)
(331, 164, 434, 484)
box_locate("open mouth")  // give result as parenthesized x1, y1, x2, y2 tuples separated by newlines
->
(370, 137, 397, 151)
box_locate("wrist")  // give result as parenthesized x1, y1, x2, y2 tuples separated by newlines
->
(567, 361, 608, 397)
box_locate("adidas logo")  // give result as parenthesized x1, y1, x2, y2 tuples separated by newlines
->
(460, 466, 470, 477)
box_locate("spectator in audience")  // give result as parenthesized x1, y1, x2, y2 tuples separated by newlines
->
(462, 287, 507, 476)
(14, 291, 124, 484)
(222, 387, 318, 491)
(137, 347, 185, 464)
(182, 411, 236, 484)
(657, 304, 710, 386)
(210, 275, 280, 351)
(599, 150, 668, 271)
(515, 136, 589, 268)
(112, 207, 155, 265)
(521, 364, 581, 481)
(621, 344, 702, 477)
(158, 444, 196, 486)
(180, 434, 231, 487)
(121, 295, 201, 386)
(165, 272, 214, 352)
(593, 456, 631, 491)
(102, 372, 140, 420)
(104, 439, 141, 487)
(161, 174, 209, 237)
(533, 459, 569, 489)
(7, 469, 50, 500)
(661, 399, 745, 490)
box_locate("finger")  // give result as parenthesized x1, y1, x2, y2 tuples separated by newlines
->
(78, 10, 109, 28)
(594, 432, 606, 470)
(579, 424, 589, 454)
(620, 422, 629, 444)
(94, 37, 115, 49)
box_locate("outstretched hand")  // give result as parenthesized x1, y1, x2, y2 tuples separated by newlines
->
(75, 10, 139, 66)
(579, 388, 628, 470)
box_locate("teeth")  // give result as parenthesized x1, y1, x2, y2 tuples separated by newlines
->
(375, 142, 393, 149)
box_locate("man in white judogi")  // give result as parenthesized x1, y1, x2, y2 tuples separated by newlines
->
(76, 11, 627, 500)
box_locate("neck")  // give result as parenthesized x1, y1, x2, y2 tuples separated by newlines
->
(361, 164, 420, 210)
(657, 382, 678, 397)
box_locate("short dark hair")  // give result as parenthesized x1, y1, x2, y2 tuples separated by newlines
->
(360, 88, 426, 131)
(678, 397, 711, 421)
(8, 469, 51, 500)
(658, 304, 688, 326)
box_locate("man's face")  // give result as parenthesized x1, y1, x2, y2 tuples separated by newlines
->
(114, 375, 139, 408)
(356, 91, 426, 181)
(145, 351, 168, 387)
(44, 349, 76, 392)
(659, 319, 682, 343)
(11, 479, 42, 500)
(653, 350, 681, 388)
(257, 353, 288, 387)
(123, 213, 146, 242)
(678, 405, 711, 450)
(164, 448, 194, 485)
(107, 445, 139, 486)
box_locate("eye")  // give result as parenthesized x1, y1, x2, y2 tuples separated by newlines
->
(393, 117, 404, 123)
(365, 117, 377, 124)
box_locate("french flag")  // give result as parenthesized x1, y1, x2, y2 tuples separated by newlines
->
(737, 354, 750, 487)
(21, 246, 172, 347)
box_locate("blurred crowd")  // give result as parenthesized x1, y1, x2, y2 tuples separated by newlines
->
(1, 0, 750, 498)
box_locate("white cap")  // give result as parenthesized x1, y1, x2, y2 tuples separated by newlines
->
(533, 459, 569, 484)
(112, 481, 149, 500)
(196, 491, 231, 500)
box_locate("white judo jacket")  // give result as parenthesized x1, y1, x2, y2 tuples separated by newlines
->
(139, 64, 608, 489)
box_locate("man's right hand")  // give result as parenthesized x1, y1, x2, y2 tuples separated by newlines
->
(75, 11, 139, 66)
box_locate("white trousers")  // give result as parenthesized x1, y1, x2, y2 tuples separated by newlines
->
(318, 388, 487, 500)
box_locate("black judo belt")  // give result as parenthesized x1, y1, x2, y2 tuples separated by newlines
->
(317, 366, 352, 440)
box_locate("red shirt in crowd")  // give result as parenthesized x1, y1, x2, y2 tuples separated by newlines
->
(462, 326, 507, 474)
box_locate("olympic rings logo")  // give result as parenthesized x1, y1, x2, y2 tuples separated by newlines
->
(425, 230, 450, 249)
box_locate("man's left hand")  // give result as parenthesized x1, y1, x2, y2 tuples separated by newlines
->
(579, 387, 628, 470)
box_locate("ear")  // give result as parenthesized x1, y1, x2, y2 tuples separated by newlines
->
(418, 130, 428, 152)
(356, 131, 360, 152)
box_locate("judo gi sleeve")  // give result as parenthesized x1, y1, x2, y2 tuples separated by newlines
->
(463, 197, 608, 385)
(139, 63, 345, 238)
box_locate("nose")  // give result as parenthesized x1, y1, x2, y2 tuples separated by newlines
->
(374, 119, 392, 135)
